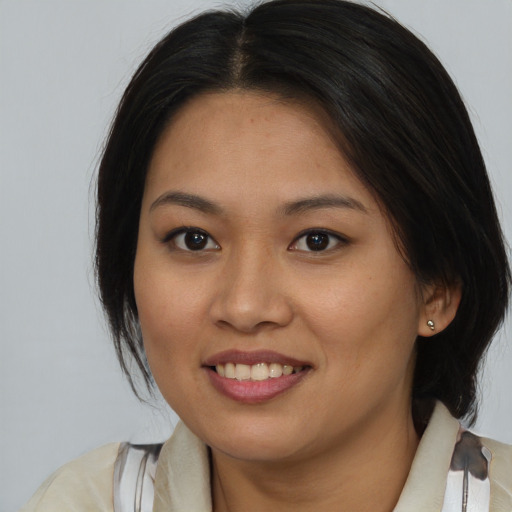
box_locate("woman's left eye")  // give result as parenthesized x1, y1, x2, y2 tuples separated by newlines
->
(289, 230, 346, 252)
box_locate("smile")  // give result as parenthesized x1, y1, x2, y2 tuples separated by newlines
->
(215, 362, 304, 381)
(203, 351, 312, 404)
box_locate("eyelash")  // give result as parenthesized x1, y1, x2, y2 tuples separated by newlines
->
(162, 227, 348, 253)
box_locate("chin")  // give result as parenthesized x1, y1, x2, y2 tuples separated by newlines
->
(195, 415, 311, 462)
(213, 436, 305, 463)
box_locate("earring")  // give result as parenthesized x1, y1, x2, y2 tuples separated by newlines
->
(427, 320, 435, 331)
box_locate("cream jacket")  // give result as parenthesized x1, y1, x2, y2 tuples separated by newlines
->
(21, 403, 512, 511)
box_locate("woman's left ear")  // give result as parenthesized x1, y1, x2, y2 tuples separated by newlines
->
(417, 282, 462, 337)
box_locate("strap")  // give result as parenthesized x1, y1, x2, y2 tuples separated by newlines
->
(441, 429, 492, 512)
(113, 442, 163, 512)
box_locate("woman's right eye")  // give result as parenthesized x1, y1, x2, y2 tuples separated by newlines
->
(164, 228, 220, 252)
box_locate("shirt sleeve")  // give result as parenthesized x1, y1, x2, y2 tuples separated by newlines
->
(19, 443, 120, 512)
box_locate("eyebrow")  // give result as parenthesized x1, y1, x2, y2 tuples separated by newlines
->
(150, 191, 223, 215)
(149, 191, 367, 217)
(280, 195, 368, 215)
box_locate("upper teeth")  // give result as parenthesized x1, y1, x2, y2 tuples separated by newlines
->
(216, 362, 303, 381)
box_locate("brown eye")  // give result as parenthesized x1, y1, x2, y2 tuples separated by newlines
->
(167, 228, 220, 252)
(305, 233, 329, 251)
(184, 231, 208, 250)
(289, 230, 346, 253)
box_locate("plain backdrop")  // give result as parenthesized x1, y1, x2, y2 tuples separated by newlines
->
(1, 0, 511, 510)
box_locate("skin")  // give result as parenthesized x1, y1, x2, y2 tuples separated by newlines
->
(134, 91, 459, 512)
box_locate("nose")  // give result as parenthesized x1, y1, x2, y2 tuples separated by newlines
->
(209, 246, 294, 334)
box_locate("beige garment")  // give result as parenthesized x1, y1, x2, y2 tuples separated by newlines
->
(20, 442, 120, 512)
(21, 402, 512, 511)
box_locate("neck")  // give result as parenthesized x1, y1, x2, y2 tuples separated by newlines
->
(211, 402, 419, 512)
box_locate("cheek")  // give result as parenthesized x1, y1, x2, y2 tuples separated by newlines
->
(302, 275, 420, 416)
(134, 254, 199, 361)
(134, 264, 207, 411)
(296, 261, 421, 363)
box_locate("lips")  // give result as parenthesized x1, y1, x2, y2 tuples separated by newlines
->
(203, 350, 312, 404)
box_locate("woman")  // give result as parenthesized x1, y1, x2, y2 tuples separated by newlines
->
(22, 0, 511, 510)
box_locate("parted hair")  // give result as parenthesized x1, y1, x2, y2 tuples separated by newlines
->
(95, 0, 510, 424)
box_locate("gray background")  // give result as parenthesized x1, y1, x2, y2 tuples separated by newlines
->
(1, 1, 511, 510)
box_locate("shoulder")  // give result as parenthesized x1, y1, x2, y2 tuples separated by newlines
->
(20, 442, 121, 512)
(482, 434, 512, 471)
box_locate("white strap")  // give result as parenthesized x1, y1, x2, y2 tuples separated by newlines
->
(441, 430, 492, 512)
(113, 443, 162, 512)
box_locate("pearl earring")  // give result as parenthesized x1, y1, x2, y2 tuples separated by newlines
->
(427, 320, 435, 331)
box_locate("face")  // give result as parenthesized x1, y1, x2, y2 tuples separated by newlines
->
(134, 91, 427, 463)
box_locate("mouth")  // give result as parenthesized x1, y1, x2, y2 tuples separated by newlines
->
(203, 350, 312, 404)
(212, 362, 306, 381)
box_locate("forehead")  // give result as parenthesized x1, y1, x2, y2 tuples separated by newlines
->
(152, 91, 341, 161)
(145, 91, 369, 202)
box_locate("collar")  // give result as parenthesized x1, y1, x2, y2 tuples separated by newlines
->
(153, 402, 460, 512)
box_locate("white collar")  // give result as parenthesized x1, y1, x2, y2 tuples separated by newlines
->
(153, 402, 460, 512)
